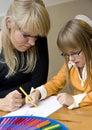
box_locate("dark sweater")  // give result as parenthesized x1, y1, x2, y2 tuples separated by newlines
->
(0, 37, 49, 98)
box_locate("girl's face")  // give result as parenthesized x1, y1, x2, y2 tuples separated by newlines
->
(61, 48, 86, 69)
(10, 27, 37, 52)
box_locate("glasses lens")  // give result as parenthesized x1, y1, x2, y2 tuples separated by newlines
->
(19, 28, 39, 39)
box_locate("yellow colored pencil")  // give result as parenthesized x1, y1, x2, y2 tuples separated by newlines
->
(19, 86, 37, 107)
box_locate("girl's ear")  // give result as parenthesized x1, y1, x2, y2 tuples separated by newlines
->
(6, 17, 14, 29)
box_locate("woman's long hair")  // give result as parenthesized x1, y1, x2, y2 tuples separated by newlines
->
(1, 0, 50, 77)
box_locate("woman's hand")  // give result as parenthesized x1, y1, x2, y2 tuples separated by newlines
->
(25, 90, 41, 107)
(57, 93, 74, 106)
(0, 90, 22, 112)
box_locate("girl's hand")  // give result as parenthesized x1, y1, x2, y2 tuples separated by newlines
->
(25, 90, 41, 107)
(1, 90, 22, 112)
(57, 93, 74, 106)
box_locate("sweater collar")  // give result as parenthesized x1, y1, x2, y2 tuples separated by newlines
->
(68, 61, 87, 87)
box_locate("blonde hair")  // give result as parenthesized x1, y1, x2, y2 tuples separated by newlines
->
(1, 0, 50, 77)
(57, 19, 92, 86)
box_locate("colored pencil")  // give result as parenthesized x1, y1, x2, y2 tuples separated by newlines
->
(19, 86, 37, 107)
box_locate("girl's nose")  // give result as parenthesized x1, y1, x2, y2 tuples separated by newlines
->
(69, 55, 75, 61)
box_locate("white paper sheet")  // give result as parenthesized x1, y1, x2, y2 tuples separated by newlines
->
(4, 96, 62, 117)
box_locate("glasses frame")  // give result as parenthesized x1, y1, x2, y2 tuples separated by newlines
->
(19, 27, 39, 39)
(61, 49, 82, 58)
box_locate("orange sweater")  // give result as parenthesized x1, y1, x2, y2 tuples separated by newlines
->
(44, 63, 92, 108)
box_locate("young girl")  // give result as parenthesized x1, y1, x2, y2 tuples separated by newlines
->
(0, 0, 50, 112)
(26, 15, 92, 109)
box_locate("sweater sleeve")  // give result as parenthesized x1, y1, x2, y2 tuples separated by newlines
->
(68, 93, 86, 109)
(68, 90, 92, 109)
(43, 63, 67, 97)
(79, 91, 92, 107)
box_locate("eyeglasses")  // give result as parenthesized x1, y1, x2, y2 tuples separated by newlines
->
(19, 28, 39, 39)
(61, 49, 82, 58)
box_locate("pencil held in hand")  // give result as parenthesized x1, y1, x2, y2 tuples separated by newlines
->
(19, 86, 37, 107)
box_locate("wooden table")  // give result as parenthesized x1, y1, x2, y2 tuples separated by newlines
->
(0, 105, 92, 130)
(48, 105, 92, 130)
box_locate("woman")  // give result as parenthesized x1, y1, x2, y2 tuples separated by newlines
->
(0, 0, 50, 111)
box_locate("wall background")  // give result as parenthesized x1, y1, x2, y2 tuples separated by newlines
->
(0, 0, 74, 16)
(0, 0, 92, 85)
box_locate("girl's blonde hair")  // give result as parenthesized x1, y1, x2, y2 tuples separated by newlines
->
(57, 19, 92, 87)
(1, 0, 50, 77)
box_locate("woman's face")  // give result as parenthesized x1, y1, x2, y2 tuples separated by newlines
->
(10, 27, 37, 52)
(61, 48, 86, 69)
(6, 17, 38, 52)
